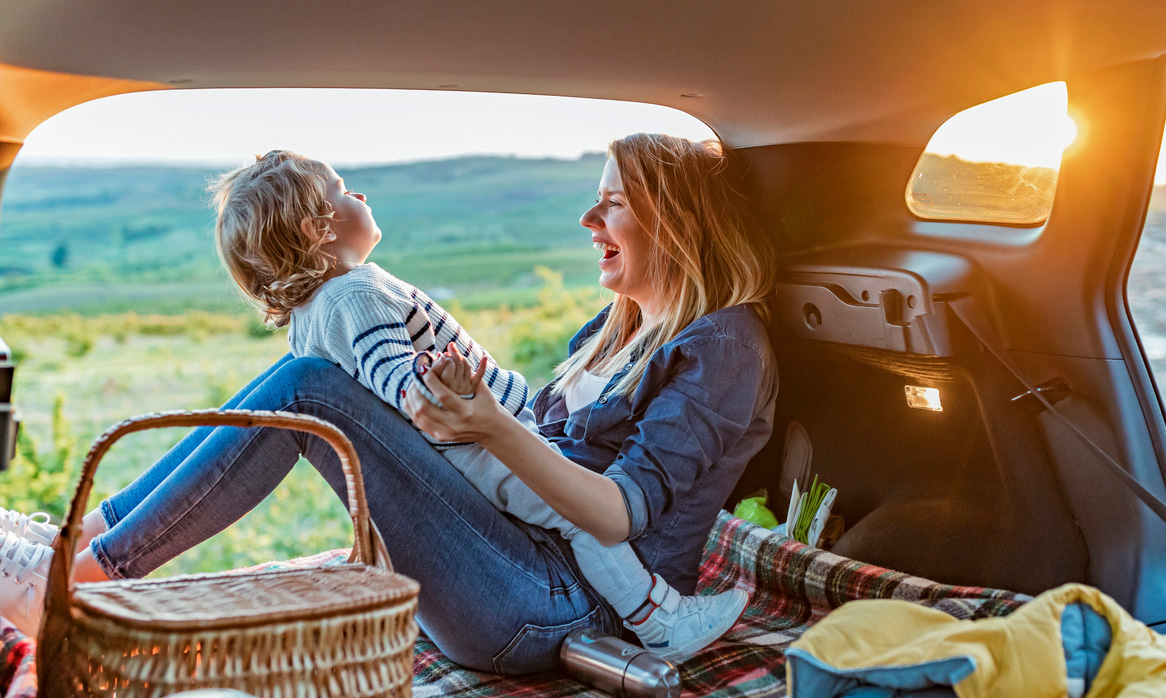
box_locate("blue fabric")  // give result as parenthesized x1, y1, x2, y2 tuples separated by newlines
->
(1061, 602, 1113, 693)
(786, 648, 969, 698)
(782, 602, 1115, 698)
(95, 354, 621, 674)
(531, 303, 778, 594)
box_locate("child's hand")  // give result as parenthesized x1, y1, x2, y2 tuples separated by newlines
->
(431, 343, 487, 398)
(431, 351, 472, 396)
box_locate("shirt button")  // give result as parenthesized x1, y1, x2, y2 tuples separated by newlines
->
(599, 397, 607, 404)
(624, 363, 632, 370)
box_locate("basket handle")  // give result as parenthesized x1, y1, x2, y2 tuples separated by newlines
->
(46, 409, 392, 611)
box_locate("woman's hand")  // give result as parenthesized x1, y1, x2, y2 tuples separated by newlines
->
(406, 344, 632, 545)
(403, 345, 508, 444)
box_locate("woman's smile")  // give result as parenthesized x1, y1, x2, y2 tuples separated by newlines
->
(594, 240, 621, 265)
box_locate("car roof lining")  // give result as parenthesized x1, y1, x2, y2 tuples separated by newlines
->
(0, 64, 164, 164)
(2, 1, 1166, 149)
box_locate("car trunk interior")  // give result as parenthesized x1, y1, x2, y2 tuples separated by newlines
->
(730, 57, 1166, 625)
(3, 1, 1166, 629)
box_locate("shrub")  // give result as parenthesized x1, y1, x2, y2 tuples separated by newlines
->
(65, 333, 94, 358)
(245, 314, 274, 340)
(205, 369, 243, 407)
(507, 267, 604, 382)
(1, 393, 108, 522)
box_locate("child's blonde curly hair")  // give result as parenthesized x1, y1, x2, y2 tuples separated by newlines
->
(209, 150, 336, 327)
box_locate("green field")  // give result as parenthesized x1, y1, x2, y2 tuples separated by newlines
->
(0, 155, 610, 577)
(0, 154, 608, 313)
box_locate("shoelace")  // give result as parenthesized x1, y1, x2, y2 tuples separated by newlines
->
(675, 593, 738, 632)
(0, 509, 51, 539)
(679, 594, 715, 616)
(0, 532, 52, 584)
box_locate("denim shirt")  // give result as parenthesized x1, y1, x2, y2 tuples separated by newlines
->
(531, 303, 778, 594)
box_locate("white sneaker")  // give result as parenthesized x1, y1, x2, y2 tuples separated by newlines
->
(0, 508, 58, 546)
(626, 573, 749, 662)
(0, 531, 53, 637)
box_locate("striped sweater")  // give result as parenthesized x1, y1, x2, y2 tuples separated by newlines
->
(287, 263, 529, 448)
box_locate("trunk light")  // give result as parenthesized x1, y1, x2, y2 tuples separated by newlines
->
(905, 386, 942, 412)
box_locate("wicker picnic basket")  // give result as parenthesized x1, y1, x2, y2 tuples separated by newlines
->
(36, 409, 420, 698)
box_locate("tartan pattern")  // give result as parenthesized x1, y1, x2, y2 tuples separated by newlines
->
(2, 511, 1029, 698)
(0, 625, 34, 698)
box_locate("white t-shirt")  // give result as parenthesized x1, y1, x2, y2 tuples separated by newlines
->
(563, 369, 616, 414)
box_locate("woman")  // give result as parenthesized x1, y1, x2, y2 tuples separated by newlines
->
(0, 134, 778, 673)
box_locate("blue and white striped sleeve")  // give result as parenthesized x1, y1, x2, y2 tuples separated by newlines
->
(322, 291, 417, 411)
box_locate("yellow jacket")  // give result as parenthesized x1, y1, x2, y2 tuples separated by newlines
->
(786, 583, 1166, 698)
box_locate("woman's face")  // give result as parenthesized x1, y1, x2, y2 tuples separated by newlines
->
(580, 158, 657, 309)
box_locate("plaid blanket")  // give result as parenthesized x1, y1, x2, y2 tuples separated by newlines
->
(1, 511, 1028, 697)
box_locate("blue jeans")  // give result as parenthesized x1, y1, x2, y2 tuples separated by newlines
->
(90, 354, 620, 674)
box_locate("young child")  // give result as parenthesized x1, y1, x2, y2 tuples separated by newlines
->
(210, 150, 749, 660)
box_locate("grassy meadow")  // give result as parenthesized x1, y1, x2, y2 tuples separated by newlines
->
(0, 155, 608, 314)
(0, 155, 609, 576)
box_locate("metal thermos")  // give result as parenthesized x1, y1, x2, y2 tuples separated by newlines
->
(560, 628, 682, 698)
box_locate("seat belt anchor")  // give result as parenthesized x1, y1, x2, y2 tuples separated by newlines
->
(1010, 377, 1070, 407)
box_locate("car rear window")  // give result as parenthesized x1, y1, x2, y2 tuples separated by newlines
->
(906, 82, 1076, 226)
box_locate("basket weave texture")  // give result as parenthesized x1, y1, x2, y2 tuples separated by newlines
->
(35, 410, 420, 698)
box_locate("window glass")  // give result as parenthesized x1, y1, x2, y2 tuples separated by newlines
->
(907, 82, 1077, 226)
(1129, 124, 1166, 381)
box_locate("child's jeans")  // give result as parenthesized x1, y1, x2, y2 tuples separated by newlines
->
(90, 353, 620, 674)
(445, 433, 654, 617)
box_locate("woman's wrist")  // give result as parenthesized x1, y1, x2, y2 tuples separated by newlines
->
(476, 400, 519, 452)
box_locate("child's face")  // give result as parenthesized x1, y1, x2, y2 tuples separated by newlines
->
(319, 163, 381, 264)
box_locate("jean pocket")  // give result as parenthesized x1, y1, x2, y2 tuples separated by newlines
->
(491, 607, 604, 675)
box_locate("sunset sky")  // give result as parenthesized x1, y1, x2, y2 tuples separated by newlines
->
(922, 82, 1079, 171)
(14, 83, 1166, 184)
(15, 89, 717, 168)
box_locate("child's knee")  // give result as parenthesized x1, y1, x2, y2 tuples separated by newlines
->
(270, 356, 349, 398)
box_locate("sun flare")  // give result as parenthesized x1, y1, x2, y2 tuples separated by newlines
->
(924, 82, 1077, 170)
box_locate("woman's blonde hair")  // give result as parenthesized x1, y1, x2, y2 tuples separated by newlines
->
(209, 150, 335, 327)
(554, 133, 777, 398)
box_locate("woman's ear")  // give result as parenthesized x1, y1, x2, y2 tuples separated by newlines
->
(301, 217, 336, 244)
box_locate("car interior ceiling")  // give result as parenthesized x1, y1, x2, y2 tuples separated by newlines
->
(729, 56, 1166, 626)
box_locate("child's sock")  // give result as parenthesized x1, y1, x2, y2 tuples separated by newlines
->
(626, 594, 655, 623)
(607, 573, 654, 619)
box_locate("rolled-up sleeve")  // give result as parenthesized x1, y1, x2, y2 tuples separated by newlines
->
(604, 335, 768, 540)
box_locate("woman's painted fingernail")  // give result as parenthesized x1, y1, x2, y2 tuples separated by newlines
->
(400, 389, 406, 398)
